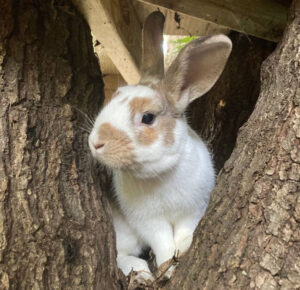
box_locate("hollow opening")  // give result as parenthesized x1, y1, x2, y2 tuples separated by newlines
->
(186, 32, 275, 172)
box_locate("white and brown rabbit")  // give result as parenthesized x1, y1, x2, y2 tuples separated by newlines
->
(89, 11, 232, 282)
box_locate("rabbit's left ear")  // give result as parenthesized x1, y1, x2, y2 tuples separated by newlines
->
(162, 35, 232, 113)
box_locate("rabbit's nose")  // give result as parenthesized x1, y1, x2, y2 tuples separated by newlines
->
(94, 143, 104, 150)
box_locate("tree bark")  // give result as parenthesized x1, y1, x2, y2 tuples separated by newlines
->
(165, 1, 300, 289)
(0, 0, 125, 289)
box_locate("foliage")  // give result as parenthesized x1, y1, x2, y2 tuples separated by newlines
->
(170, 36, 197, 53)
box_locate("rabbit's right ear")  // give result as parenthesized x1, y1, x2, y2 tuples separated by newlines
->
(139, 11, 165, 85)
(162, 35, 232, 113)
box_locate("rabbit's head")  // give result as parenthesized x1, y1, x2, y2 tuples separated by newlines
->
(89, 12, 232, 178)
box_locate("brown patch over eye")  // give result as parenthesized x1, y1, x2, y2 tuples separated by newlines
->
(130, 98, 153, 120)
(129, 96, 176, 146)
(129, 97, 160, 146)
(97, 122, 135, 168)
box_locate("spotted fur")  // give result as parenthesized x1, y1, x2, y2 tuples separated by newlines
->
(88, 12, 232, 281)
(97, 122, 135, 168)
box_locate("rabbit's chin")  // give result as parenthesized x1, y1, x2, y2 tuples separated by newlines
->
(93, 154, 136, 171)
(124, 167, 171, 179)
(95, 151, 181, 179)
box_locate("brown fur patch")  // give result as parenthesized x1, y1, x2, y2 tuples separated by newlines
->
(159, 117, 176, 146)
(130, 96, 176, 146)
(137, 127, 158, 145)
(129, 97, 158, 119)
(137, 117, 175, 146)
(130, 97, 160, 146)
(97, 122, 135, 168)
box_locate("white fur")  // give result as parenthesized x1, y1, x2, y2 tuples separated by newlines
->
(113, 123, 214, 268)
(89, 85, 215, 277)
(89, 34, 232, 279)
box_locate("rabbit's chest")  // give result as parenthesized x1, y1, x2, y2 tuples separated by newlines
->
(114, 173, 192, 220)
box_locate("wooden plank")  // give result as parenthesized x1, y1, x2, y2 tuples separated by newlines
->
(137, 0, 288, 42)
(94, 42, 119, 75)
(73, 0, 142, 84)
(132, 0, 229, 36)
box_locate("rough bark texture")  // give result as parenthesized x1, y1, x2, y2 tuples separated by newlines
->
(188, 32, 275, 172)
(165, 1, 300, 289)
(0, 0, 125, 289)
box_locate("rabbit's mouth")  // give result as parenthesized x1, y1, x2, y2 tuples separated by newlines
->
(97, 148, 136, 170)
(90, 141, 136, 170)
(89, 122, 137, 169)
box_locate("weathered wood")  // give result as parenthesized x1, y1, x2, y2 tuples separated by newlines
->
(73, 0, 142, 84)
(138, 0, 289, 42)
(132, 0, 229, 36)
(94, 42, 120, 75)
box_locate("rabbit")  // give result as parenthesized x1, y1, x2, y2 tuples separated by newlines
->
(88, 11, 232, 283)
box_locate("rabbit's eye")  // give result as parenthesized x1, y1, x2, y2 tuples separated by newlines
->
(142, 113, 155, 125)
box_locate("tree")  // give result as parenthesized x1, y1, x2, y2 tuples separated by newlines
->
(165, 1, 300, 289)
(0, 0, 125, 288)
(0, 0, 299, 289)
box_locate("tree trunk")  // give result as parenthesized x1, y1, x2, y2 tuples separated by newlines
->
(165, 1, 300, 289)
(0, 0, 125, 289)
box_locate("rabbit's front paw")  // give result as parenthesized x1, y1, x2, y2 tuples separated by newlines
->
(156, 256, 178, 281)
(174, 232, 193, 255)
(130, 270, 154, 285)
(174, 216, 199, 255)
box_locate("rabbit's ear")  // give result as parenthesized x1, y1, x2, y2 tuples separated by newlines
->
(139, 11, 165, 85)
(163, 35, 232, 113)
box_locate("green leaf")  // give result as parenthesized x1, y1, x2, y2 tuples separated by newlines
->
(169, 36, 197, 54)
